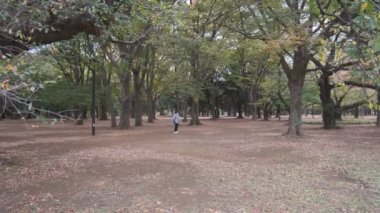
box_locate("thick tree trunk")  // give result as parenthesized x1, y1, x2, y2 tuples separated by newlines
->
(189, 99, 201, 125)
(119, 73, 131, 129)
(281, 46, 309, 136)
(319, 73, 336, 129)
(287, 78, 304, 135)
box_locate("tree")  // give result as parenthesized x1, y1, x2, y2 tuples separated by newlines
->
(0, 0, 103, 56)
(221, 0, 376, 135)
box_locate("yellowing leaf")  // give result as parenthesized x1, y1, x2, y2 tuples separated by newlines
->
(361, 2, 369, 13)
(5, 64, 13, 71)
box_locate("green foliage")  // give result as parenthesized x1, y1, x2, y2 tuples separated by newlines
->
(36, 80, 91, 109)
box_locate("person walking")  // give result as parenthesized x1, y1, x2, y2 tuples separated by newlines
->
(172, 111, 180, 133)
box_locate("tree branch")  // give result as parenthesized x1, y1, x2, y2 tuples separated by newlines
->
(344, 81, 378, 90)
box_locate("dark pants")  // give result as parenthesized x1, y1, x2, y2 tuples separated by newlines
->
(174, 123, 179, 132)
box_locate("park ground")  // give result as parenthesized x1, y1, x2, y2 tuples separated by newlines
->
(0, 117, 379, 212)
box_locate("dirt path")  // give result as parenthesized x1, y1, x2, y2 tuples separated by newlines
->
(1, 117, 379, 212)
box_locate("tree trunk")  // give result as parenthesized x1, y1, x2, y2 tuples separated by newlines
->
(119, 72, 131, 129)
(286, 78, 304, 135)
(280, 46, 309, 136)
(275, 104, 281, 118)
(0, 98, 4, 121)
(263, 103, 270, 121)
(319, 73, 336, 129)
(99, 97, 108, 120)
(236, 101, 244, 119)
(354, 106, 359, 118)
(335, 109, 342, 121)
(130, 99, 135, 119)
(99, 91, 108, 120)
(249, 87, 257, 120)
(134, 92, 142, 126)
(146, 90, 154, 123)
(111, 104, 117, 128)
(189, 98, 201, 125)
(133, 66, 143, 127)
(257, 107, 261, 118)
(152, 98, 157, 119)
(182, 100, 188, 122)
(376, 90, 380, 127)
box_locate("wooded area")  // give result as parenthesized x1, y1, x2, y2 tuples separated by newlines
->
(1, 0, 379, 136)
(1, 1, 380, 211)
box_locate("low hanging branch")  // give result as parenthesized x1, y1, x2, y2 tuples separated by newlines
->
(344, 81, 378, 90)
(1, 1, 103, 56)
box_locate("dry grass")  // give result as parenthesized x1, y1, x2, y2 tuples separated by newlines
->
(0, 117, 379, 212)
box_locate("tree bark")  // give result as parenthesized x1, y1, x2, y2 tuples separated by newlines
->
(146, 90, 154, 123)
(99, 94, 108, 120)
(132, 66, 143, 127)
(263, 103, 271, 121)
(189, 98, 201, 125)
(236, 101, 244, 119)
(249, 86, 257, 120)
(281, 48, 308, 136)
(287, 78, 304, 135)
(145, 46, 155, 123)
(377, 91, 380, 127)
(110, 104, 117, 128)
(119, 72, 131, 129)
(319, 73, 336, 129)
(182, 100, 188, 122)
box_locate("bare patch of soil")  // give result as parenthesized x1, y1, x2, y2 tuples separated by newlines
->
(0, 117, 379, 212)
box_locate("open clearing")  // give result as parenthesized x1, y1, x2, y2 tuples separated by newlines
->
(0, 118, 379, 212)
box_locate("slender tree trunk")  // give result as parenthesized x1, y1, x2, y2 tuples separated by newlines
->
(133, 67, 143, 127)
(145, 46, 156, 123)
(152, 97, 157, 119)
(237, 102, 244, 119)
(263, 103, 270, 121)
(275, 104, 281, 118)
(0, 98, 4, 121)
(335, 108, 343, 121)
(99, 94, 108, 120)
(111, 104, 117, 128)
(130, 99, 135, 119)
(319, 74, 336, 129)
(376, 90, 380, 127)
(257, 107, 261, 118)
(249, 87, 257, 120)
(182, 100, 188, 122)
(119, 72, 131, 129)
(134, 92, 142, 126)
(146, 90, 154, 123)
